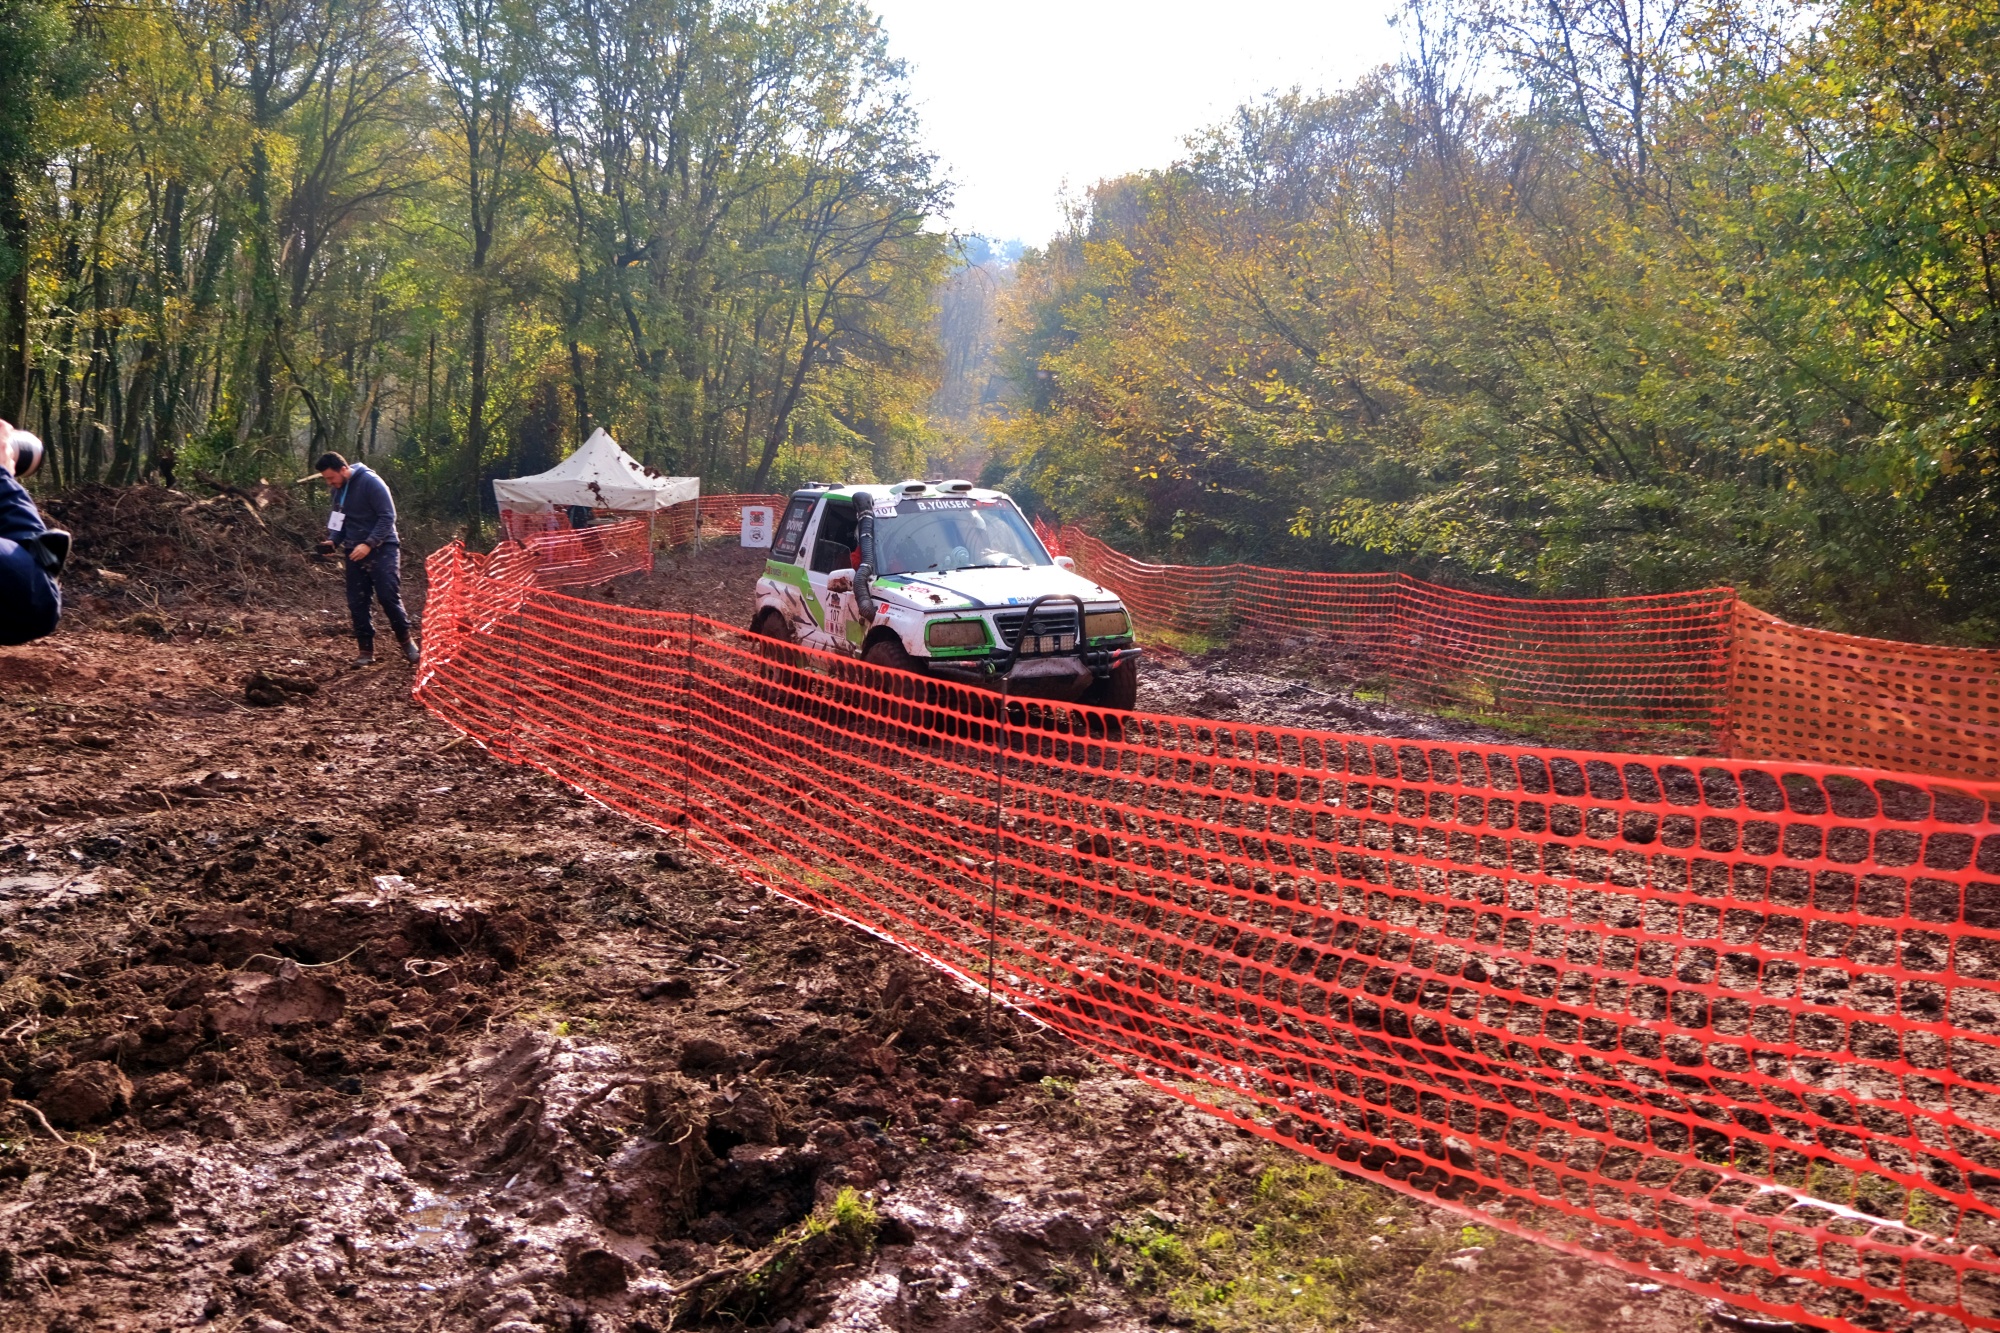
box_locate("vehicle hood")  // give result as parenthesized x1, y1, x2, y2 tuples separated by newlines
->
(880, 564, 1120, 611)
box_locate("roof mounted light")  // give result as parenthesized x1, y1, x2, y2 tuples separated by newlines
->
(941, 478, 974, 493)
(897, 480, 929, 497)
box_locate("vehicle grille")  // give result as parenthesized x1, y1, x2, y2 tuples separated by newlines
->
(992, 608, 1080, 655)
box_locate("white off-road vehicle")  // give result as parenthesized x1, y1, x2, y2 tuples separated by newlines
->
(749, 480, 1140, 708)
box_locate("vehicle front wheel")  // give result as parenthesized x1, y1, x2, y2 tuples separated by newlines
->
(749, 609, 803, 699)
(750, 609, 797, 656)
(1080, 657, 1138, 711)
(860, 635, 939, 741)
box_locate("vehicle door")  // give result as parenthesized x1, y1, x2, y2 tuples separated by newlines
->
(803, 496, 863, 652)
(767, 494, 821, 642)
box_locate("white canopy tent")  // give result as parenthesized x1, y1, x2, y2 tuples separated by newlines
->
(492, 429, 698, 513)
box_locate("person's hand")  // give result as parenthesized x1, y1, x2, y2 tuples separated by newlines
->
(0, 421, 14, 476)
(349, 542, 372, 562)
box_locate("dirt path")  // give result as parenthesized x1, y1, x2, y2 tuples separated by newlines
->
(0, 531, 1723, 1333)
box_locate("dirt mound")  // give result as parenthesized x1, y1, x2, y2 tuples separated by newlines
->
(38, 480, 327, 611)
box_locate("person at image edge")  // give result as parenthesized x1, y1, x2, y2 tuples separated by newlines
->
(0, 420, 63, 646)
(313, 450, 417, 667)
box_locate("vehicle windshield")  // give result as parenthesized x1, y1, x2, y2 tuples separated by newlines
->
(872, 497, 1051, 576)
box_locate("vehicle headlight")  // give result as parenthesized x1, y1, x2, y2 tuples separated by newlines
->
(1084, 609, 1130, 639)
(926, 618, 989, 649)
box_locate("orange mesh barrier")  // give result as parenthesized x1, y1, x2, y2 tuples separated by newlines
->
(1062, 529, 1735, 748)
(1731, 605, 2000, 785)
(653, 494, 786, 548)
(1056, 526, 2000, 781)
(510, 516, 653, 587)
(497, 494, 786, 551)
(498, 507, 570, 543)
(418, 539, 2000, 1333)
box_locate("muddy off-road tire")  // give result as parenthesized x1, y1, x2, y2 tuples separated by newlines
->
(750, 609, 806, 702)
(861, 635, 922, 676)
(1080, 658, 1138, 711)
(859, 636, 946, 745)
(750, 609, 798, 660)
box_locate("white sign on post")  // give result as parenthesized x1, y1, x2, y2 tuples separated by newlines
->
(740, 505, 773, 548)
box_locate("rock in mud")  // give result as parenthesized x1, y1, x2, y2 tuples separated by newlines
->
(638, 976, 693, 1001)
(37, 1061, 133, 1127)
(709, 1083, 780, 1145)
(243, 669, 318, 707)
(993, 1205, 1100, 1255)
(133, 1072, 191, 1108)
(289, 892, 531, 973)
(595, 1134, 703, 1236)
(205, 963, 344, 1034)
(678, 1036, 737, 1074)
(180, 908, 292, 967)
(563, 1246, 631, 1296)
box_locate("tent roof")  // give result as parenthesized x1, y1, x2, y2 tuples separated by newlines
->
(492, 430, 698, 511)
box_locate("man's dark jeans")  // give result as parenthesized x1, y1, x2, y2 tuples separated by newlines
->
(344, 543, 412, 650)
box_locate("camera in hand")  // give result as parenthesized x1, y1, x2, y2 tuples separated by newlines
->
(10, 429, 43, 479)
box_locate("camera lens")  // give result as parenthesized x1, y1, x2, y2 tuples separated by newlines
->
(10, 430, 43, 479)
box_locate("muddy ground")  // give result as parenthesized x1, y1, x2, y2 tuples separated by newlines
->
(0, 494, 1738, 1333)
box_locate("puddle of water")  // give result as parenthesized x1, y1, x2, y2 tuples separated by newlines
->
(393, 1190, 466, 1251)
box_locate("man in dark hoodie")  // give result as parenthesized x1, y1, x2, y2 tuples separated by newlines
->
(0, 422, 64, 646)
(315, 451, 418, 666)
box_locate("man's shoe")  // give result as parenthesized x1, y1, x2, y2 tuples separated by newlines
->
(400, 637, 420, 663)
(353, 651, 375, 668)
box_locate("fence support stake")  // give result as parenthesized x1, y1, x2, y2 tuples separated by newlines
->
(677, 612, 696, 846)
(986, 677, 1011, 1032)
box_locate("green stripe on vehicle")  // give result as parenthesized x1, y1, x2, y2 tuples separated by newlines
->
(764, 559, 824, 626)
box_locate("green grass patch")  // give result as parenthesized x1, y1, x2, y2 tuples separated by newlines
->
(1137, 626, 1230, 656)
(1102, 1160, 1514, 1332)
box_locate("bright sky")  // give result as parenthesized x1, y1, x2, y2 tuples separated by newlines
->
(867, 0, 1406, 246)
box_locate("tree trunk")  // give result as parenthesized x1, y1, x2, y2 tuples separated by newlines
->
(567, 334, 592, 444)
(467, 297, 488, 534)
(0, 172, 30, 424)
(247, 135, 283, 447)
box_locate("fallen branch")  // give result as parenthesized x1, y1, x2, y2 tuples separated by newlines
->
(10, 1098, 65, 1143)
(233, 947, 362, 973)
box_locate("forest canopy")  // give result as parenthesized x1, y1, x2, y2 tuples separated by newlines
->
(988, 0, 2000, 642)
(0, 0, 949, 520)
(5, 0, 1998, 642)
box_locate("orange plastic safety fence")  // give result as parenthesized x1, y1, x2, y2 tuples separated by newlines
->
(1731, 605, 2000, 785)
(417, 539, 2000, 1333)
(497, 507, 570, 543)
(653, 494, 788, 548)
(510, 516, 654, 587)
(1032, 513, 1064, 557)
(1062, 529, 1735, 749)
(1056, 527, 2000, 783)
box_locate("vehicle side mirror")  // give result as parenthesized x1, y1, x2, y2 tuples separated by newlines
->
(1054, 555, 1075, 571)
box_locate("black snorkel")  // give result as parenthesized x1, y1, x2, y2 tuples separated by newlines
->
(852, 490, 878, 622)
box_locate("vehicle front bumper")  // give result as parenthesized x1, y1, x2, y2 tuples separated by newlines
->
(927, 644, 1140, 700)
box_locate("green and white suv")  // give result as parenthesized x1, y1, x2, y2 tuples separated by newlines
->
(749, 480, 1141, 709)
